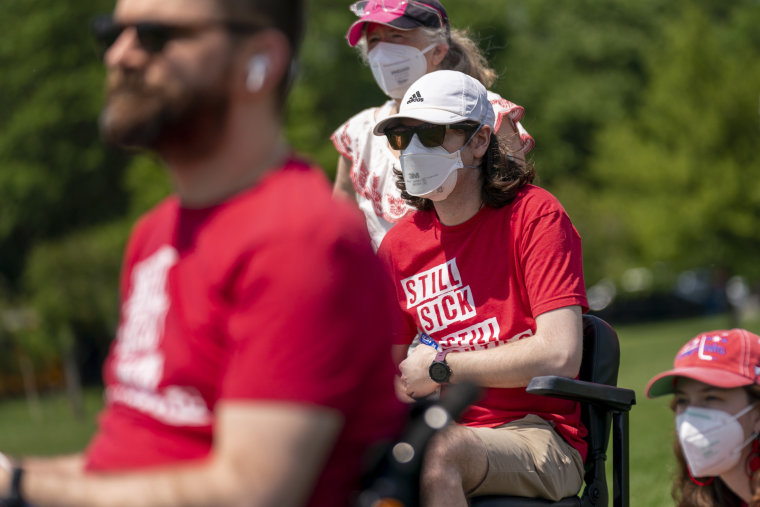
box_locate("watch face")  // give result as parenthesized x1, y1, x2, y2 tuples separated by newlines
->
(430, 361, 451, 383)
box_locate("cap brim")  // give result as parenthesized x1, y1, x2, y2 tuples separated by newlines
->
(373, 108, 469, 135)
(346, 16, 420, 46)
(645, 366, 755, 398)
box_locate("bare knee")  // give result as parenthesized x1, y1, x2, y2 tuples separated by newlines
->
(421, 438, 460, 488)
(420, 425, 487, 492)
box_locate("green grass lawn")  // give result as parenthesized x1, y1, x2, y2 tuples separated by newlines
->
(0, 387, 102, 456)
(0, 313, 757, 504)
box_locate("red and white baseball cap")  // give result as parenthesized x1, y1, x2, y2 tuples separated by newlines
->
(646, 328, 760, 398)
(346, 0, 450, 47)
(373, 70, 496, 135)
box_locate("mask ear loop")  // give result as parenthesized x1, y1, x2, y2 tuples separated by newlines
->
(459, 124, 486, 170)
(746, 436, 760, 478)
(687, 468, 715, 487)
(735, 402, 760, 479)
(420, 43, 438, 55)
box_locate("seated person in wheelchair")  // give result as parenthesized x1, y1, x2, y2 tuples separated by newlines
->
(374, 69, 589, 505)
(646, 328, 760, 507)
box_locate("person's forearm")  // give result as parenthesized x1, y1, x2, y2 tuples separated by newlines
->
(398, 308, 583, 398)
(22, 457, 249, 507)
(447, 307, 583, 388)
(447, 335, 580, 388)
(12, 403, 342, 507)
(21, 454, 84, 476)
(332, 156, 357, 201)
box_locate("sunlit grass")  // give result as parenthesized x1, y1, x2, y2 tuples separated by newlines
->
(0, 388, 102, 456)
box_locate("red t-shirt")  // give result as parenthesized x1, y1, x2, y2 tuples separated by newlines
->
(85, 158, 405, 506)
(378, 184, 589, 458)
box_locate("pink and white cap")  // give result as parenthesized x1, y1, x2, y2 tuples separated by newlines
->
(646, 328, 760, 398)
(346, 0, 450, 47)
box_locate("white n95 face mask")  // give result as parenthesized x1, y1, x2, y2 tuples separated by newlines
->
(368, 42, 436, 99)
(676, 403, 758, 477)
(400, 126, 481, 202)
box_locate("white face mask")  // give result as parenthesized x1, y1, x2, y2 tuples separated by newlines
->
(676, 403, 758, 477)
(400, 126, 481, 201)
(368, 42, 436, 99)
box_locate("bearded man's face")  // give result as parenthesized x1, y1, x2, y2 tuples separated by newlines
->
(98, 11, 236, 155)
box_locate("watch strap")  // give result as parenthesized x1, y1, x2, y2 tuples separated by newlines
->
(1, 466, 25, 507)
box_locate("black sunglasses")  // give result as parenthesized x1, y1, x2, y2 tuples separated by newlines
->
(384, 122, 479, 151)
(91, 15, 263, 55)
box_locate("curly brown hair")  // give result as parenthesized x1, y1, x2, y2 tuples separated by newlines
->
(393, 124, 535, 211)
(671, 385, 760, 507)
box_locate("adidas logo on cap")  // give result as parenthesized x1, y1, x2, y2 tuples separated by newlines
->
(406, 91, 423, 104)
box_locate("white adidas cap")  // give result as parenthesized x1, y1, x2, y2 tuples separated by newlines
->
(373, 70, 495, 135)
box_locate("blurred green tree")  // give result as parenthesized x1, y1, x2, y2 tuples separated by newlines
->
(578, 0, 760, 287)
(0, 0, 170, 405)
(448, 0, 672, 185)
(22, 219, 128, 415)
(0, 0, 130, 289)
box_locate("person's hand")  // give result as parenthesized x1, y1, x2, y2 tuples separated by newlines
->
(398, 344, 439, 399)
(394, 375, 416, 403)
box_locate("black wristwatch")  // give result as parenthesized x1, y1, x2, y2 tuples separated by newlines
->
(429, 349, 452, 383)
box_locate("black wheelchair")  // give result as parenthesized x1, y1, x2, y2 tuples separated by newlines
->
(357, 315, 637, 507)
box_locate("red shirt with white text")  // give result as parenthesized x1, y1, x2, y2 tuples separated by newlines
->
(85, 158, 405, 506)
(378, 184, 588, 458)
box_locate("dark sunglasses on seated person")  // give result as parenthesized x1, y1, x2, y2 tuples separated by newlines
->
(91, 15, 263, 55)
(383, 122, 480, 151)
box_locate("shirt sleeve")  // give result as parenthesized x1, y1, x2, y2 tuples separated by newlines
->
(330, 119, 354, 161)
(519, 209, 588, 317)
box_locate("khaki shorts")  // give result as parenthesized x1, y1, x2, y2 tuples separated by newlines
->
(467, 414, 584, 501)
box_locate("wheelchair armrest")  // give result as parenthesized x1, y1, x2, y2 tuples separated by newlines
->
(526, 376, 636, 412)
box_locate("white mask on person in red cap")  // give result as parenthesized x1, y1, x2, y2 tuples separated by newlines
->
(676, 403, 758, 477)
(368, 42, 436, 99)
(400, 125, 481, 201)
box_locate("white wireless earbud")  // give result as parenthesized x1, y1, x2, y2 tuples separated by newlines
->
(246, 55, 269, 92)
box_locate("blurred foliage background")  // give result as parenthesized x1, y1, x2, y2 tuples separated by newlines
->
(0, 0, 759, 407)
